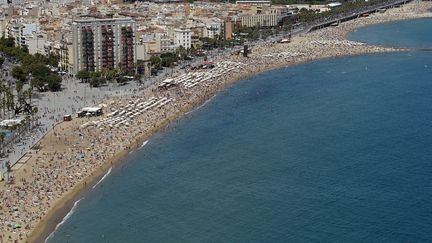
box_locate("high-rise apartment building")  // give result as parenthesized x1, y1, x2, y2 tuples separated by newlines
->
(72, 18, 136, 75)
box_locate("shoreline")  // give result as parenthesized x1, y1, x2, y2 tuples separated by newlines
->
(1, 2, 431, 242)
(27, 5, 432, 242)
(30, 97, 209, 243)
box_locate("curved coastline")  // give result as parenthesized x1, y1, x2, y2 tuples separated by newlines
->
(29, 4, 432, 242)
(347, 17, 432, 49)
(1, 2, 431, 243)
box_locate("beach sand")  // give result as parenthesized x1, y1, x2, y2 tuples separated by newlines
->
(1, 2, 431, 242)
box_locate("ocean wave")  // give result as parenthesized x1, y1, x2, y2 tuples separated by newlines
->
(92, 167, 112, 189)
(44, 198, 83, 243)
(140, 140, 149, 149)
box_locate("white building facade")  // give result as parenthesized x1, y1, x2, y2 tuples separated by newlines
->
(173, 28, 192, 49)
(204, 22, 222, 39)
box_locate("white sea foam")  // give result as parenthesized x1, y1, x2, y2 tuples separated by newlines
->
(92, 167, 112, 189)
(44, 198, 83, 243)
(140, 140, 149, 149)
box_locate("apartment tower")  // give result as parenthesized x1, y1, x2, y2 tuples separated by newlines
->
(72, 18, 136, 75)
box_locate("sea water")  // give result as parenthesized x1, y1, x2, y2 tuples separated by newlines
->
(348, 18, 432, 49)
(48, 19, 432, 242)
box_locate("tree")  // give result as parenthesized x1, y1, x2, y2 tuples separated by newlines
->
(90, 76, 105, 87)
(46, 74, 62, 91)
(90, 71, 101, 79)
(5, 89, 14, 113)
(25, 86, 33, 108)
(26, 63, 50, 77)
(0, 36, 15, 47)
(88, 71, 105, 87)
(45, 54, 59, 67)
(13, 84, 33, 115)
(15, 81, 23, 94)
(76, 70, 90, 83)
(134, 73, 142, 83)
(0, 83, 6, 118)
(117, 76, 128, 84)
(105, 69, 119, 82)
(31, 76, 46, 91)
(176, 46, 187, 60)
(15, 81, 24, 112)
(21, 45, 29, 53)
(149, 55, 161, 70)
(12, 66, 26, 82)
(160, 53, 177, 67)
(136, 60, 145, 74)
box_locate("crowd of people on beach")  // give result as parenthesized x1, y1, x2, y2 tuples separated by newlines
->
(0, 75, 142, 177)
(0, 2, 431, 242)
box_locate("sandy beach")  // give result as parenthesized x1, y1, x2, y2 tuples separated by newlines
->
(1, 2, 431, 242)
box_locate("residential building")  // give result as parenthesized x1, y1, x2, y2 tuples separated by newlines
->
(7, 20, 44, 52)
(72, 18, 136, 75)
(142, 31, 174, 55)
(173, 28, 192, 49)
(7, 21, 24, 47)
(224, 19, 234, 40)
(239, 14, 278, 27)
(158, 32, 174, 53)
(204, 21, 222, 39)
(25, 33, 45, 54)
(59, 41, 73, 74)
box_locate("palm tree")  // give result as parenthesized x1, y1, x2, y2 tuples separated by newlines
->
(5, 88, 14, 118)
(14, 81, 29, 115)
(21, 86, 33, 114)
(0, 82, 5, 119)
(176, 46, 187, 60)
(1, 85, 7, 119)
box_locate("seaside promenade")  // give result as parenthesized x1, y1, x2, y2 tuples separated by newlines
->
(0, 79, 142, 169)
(1, 2, 431, 242)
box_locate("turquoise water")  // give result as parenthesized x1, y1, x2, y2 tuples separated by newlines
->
(48, 20, 432, 242)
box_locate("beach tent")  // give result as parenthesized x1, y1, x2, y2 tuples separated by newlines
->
(327, 2, 342, 8)
(0, 118, 25, 128)
(63, 115, 72, 121)
(81, 107, 103, 116)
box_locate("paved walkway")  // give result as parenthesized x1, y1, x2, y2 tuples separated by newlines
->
(0, 77, 143, 174)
